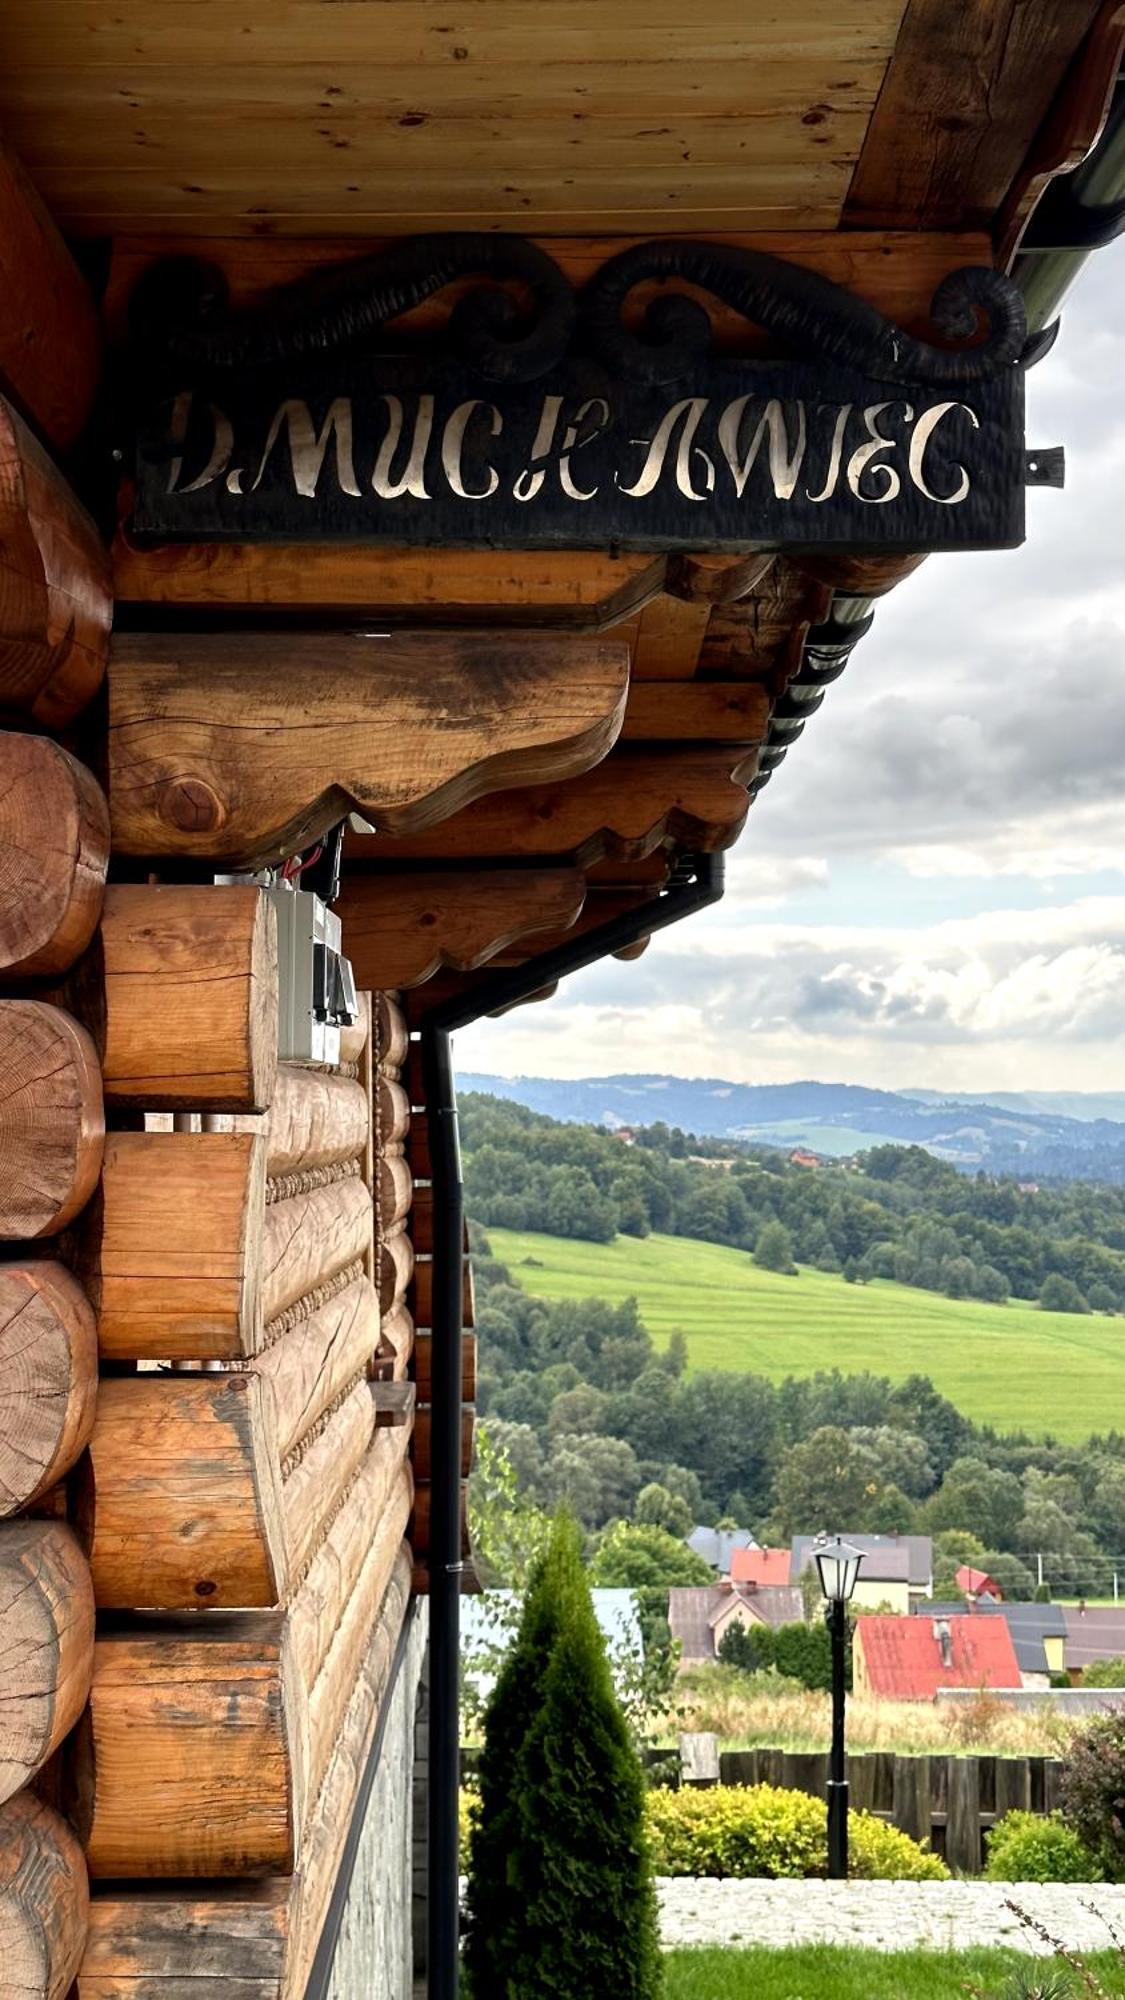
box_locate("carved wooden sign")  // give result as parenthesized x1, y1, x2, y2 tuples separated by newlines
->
(130, 237, 1041, 554)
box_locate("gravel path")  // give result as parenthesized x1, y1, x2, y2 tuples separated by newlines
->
(657, 1878, 1125, 1954)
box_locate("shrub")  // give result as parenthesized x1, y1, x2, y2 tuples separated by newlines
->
(645, 1783, 947, 1880)
(1082, 1658, 1125, 1688)
(848, 1812, 949, 1881)
(984, 1809, 1101, 1884)
(1059, 1711, 1125, 1880)
(465, 1514, 662, 1999)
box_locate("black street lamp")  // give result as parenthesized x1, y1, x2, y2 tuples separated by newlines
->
(813, 1536, 864, 1880)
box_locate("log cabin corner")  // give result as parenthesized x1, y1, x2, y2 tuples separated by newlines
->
(0, 2, 1122, 1994)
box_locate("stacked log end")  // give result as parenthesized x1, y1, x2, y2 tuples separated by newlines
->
(0, 716, 109, 1995)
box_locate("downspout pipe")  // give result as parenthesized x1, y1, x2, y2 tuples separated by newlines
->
(419, 847, 725, 2000)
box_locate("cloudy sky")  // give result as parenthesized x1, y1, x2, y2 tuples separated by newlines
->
(459, 245, 1125, 1094)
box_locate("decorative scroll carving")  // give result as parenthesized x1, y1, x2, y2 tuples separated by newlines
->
(580, 241, 1029, 386)
(129, 234, 576, 385)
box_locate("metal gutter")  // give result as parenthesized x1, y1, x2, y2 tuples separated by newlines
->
(418, 847, 725, 2000)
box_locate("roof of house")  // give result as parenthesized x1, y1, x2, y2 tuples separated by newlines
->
(857, 1613, 1021, 1699)
(669, 1585, 805, 1661)
(730, 1546, 792, 1588)
(921, 1600, 1066, 1677)
(688, 1526, 759, 1571)
(1064, 1605, 1125, 1670)
(791, 1534, 933, 1589)
(957, 1565, 1002, 1598)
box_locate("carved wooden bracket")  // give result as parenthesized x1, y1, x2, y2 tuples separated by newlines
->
(338, 867, 586, 989)
(351, 742, 758, 869)
(107, 631, 629, 864)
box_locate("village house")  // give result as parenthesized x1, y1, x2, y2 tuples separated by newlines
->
(791, 1534, 934, 1614)
(920, 1599, 1068, 1690)
(956, 1564, 1004, 1602)
(730, 1546, 792, 1589)
(688, 1525, 760, 1572)
(669, 1581, 807, 1668)
(854, 1614, 1021, 1701)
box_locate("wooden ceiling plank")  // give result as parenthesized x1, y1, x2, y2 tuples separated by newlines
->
(0, 3, 903, 71)
(107, 631, 629, 864)
(337, 868, 586, 989)
(845, 0, 1103, 228)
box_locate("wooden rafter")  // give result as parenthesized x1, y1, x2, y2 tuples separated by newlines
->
(337, 867, 587, 990)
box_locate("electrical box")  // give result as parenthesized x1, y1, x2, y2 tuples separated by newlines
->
(265, 886, 359, 1065)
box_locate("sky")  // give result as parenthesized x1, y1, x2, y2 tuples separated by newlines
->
(458, 245, 1125, 1094)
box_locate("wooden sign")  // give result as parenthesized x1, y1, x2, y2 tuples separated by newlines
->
(129, 236, 1042, 556)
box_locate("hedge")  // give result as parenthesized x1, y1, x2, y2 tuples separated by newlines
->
(645, 1784, 947, 1881)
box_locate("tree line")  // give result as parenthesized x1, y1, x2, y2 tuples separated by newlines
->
(470, 1225, 1125, 1601)
(462, 1092, 1125, 1315)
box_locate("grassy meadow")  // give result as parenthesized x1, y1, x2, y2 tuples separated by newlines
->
(670, 1670, 1073, 1758)
(663, 1948, 1125, 1998)
(485, 1226, 1125, 1440)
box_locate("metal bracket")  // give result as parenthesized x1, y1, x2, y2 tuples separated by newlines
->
(1024, 447, 1066, 488)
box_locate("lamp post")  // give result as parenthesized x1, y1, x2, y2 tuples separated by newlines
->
(813, 1537, 863, 1880)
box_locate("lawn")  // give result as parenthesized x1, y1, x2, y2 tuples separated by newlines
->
(664, 1946, 1125, 1998)
(484, 1227, 1125, 1440)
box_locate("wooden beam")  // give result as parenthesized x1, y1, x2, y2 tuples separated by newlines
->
(76, 1614, 304, 1880)
(348, 745, 756, 868)
(378, 1075, 411, 1145)
(261, 1177, 373, 1328)
(377, 1152, 413, 1234)
(0, 1001, 103, 1238)
(413, 1406, 475, 1482)
(410, 1257, 473, 1331)
(414, 1331, 476, 1405)
(409, 1481, 469, 1562)
(0, 142, 100, 454)
(373, 992, 410, 1074)
(377, 1230, 415, 1316)
(100, 884, 278, 1112)
(0, 1262, 97, 1517)
(108, 632, 629, 865)
(621, 681, 770, 742)
(85, 1373, 288, 1612)
(112, 520, 662, 625)
(845, 0, 1102, 229)
(379, 1302, 414, 1379)
(0, 737, 109, 979)
(488, 885, 658, 965)
(338, 868, 586, 990)
(79, 1554, 412, 1996)
(0, 1791, 89, 2000)
(0, 1520, 93, 1805)
(281, 1379, 379, 1580)
(86, 1131, 265, 1362)
(265, 1066, 368, 1182)
(73, 1502, 413, 1886)
(256, 1274, 380, 1461)
(0, 400, 110, 727)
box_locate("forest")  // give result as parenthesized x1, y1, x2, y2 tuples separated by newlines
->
(462, 1095, 1125, 1598)
(462, 1092, 1125, 1314)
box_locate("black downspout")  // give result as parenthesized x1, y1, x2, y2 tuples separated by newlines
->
(419, 848, 725, 2000)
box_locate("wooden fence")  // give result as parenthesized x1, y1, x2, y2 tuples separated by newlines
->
(716, 1748, 1065, 1874)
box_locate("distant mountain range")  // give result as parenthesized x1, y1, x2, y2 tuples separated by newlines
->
(457, 1072, 1125, 1182)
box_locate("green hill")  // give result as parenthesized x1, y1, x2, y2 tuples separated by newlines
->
(485, 1226, 1124, 1442)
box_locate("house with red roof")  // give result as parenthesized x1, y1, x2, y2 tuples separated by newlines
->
(956, 1564, 1003, 1603)
(730, 1546, 792, 1589)
(853, 1613, 1021, 1702)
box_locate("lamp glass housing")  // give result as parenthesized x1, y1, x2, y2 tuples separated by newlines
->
(815, 1538, 864, 1604)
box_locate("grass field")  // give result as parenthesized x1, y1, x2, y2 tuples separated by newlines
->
(664, 1946, 1125, 1998)
(485, 1227, 1125, 1440)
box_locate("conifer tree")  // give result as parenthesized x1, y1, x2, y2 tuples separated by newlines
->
(469, 1515, 662, 1998)
(462, 1517, 583, 1992)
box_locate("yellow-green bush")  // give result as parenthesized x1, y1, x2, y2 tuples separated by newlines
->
(645, 1783, 949, 1881)
(984, 1809, 1102, 1884)
(459, 1787, 480, 1871)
